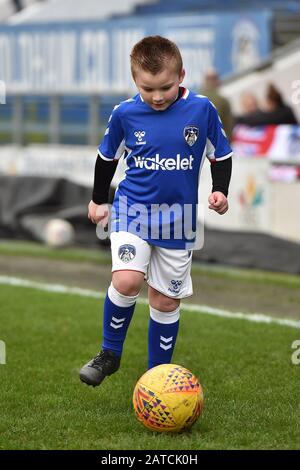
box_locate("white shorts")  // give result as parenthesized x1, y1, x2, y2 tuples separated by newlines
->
(110, 231, 193, 299)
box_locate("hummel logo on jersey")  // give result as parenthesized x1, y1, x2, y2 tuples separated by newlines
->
(134, 154, 194, 171)
(134, 130, 146, 145)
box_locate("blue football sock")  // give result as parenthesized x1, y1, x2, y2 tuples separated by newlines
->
(102, 283, 138, 357)
(148, 305, 180, 369)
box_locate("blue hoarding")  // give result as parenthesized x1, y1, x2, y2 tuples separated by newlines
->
(0, 11, 272, 93)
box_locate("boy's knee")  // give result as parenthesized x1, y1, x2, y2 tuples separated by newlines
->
(149, 287, 180, 312)
(158, 297, 180, 312)
(112, 271, 144, 296)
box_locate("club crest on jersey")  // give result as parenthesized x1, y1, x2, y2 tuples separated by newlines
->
(184, 126, 199, 146)
(118, 244, 136, 263)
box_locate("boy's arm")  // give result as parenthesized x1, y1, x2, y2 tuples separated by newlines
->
(210, 157, 232, 197)
(206, 100, 233, 215)
(92, 155, 118, 205)
(208, 157, 232, 215)
(89, 104, 124, 224)
(88, 156, 118, 225)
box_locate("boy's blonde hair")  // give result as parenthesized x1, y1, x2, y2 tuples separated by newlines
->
(130, 36, 183, 77)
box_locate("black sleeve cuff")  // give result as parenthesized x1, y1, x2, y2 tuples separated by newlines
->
(92, 155, 119, 204)
(210, 157, 232, 197)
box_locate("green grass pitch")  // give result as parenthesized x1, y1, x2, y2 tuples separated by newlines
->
(0, 283, 299, 450)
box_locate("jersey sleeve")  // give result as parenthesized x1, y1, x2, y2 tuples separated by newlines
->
(98, 105, 125, 161)
(206, 100, 233, 162)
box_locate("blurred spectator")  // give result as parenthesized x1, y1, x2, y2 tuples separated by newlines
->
(12, 0, 23, 12)
(235, 84, 298, 127)
(201, 68, 234, 141)
(240, 92, 260, 115)
(235, 91, 264, 126)
(263, 83, 298, 125)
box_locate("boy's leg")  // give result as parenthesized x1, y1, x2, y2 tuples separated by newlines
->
(148, 288, 180, 369)
(80, 232, 150, 387)
(102, 275, 141, 357)
(146, 246, 193, 369)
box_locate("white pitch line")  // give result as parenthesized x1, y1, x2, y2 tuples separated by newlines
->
(1, 275, 300, 330)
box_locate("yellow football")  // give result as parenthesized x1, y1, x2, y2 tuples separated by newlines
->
(133, 364, 204, 433)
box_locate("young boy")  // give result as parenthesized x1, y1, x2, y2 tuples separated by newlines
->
(80, 36, 232, 387)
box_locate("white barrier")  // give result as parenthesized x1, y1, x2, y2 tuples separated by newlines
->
(200, 157, 271, 234)
(0, 144, 126, 189)
(0, 145, 95, 187)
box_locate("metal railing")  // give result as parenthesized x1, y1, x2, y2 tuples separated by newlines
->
(0, 93, 127, 146)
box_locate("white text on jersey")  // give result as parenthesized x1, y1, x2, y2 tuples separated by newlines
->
(133, 154, 194, 171)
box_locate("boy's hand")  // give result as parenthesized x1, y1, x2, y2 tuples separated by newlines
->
(208, 192, 228, 215)
(88, 200, 109, 226)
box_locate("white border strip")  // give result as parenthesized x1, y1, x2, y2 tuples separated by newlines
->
(1, 275, 300, 330)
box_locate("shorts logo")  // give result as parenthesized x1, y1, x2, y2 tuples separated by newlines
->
(168, 279, 183, 294)
(184, 126, 199, 146)
(118, 244, 136, 263)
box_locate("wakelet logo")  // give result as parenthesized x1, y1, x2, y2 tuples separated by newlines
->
(134, 130, 146, 145)
(134, 154, 194, 171)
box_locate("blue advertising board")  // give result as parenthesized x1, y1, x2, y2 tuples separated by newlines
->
(0, 11, 272, 93)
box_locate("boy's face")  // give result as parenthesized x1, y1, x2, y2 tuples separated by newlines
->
(133, 64, 185, 111)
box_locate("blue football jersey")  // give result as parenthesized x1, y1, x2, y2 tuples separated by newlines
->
(98, 87, 232, 249)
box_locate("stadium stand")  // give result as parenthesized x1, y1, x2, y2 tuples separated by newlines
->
(1, 0, 299, 145)
(134, 0, 300, 13)
(9, 0, 300, 46)
(1, 0, 299, 141)
(220, 36, 300, 122)
(132, 0, 300, 47)
(0, 0, 40, 21)
(7, 0, 157, 23)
